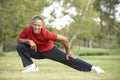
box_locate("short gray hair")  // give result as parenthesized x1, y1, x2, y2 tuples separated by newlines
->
(32, 16, 43, 23)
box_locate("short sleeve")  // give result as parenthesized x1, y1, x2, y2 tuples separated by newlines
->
(42, 28, 57, 41)
(19, 28, 28, 38)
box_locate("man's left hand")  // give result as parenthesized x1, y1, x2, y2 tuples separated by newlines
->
(66, 52, 75, 60)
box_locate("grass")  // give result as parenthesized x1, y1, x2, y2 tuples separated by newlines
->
(0, 51, 120, 80)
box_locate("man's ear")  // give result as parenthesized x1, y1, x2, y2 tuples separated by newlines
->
(41, 22, 44, 27)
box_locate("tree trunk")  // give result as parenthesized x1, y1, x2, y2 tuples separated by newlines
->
(0, 27, 3, 52)
(88, 40, 92, 52)
(70, 32, 79, 48)
(0, 42, 3, 52)
(77, 42, 81, 54)
(69, 0, 92, 48)
(84, 39, 88, 48)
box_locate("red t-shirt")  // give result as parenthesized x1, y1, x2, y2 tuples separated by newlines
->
(19, 25, 57, 52)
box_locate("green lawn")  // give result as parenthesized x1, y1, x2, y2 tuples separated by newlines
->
(0, 51, 120, 80)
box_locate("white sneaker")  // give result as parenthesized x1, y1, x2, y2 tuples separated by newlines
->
(22, 64, 39, 72)
(91, 66, 104, 74)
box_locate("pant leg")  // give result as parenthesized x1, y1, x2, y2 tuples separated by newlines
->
(43, 46, 92, 72)
(16, 43, 44, 67)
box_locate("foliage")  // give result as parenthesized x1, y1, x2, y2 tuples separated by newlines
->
(71, 46, 110, 56)
(0, 51, 4, 56)
(79, 52, 109, 56)
(93, 0, 120, 47)
(0, 0, 120, 52)
(0, 0, 50, 52)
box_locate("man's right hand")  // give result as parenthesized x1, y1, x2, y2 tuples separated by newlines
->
(28, 39, 37, 52)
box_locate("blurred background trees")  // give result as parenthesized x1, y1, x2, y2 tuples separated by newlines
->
(0, 0, 50, 52)
(0, 0, 120, 55)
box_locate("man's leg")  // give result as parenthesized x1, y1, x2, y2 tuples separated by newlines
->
(42, 46, 92, 72)
(16, 43, 45, 72)
(16, 43, 45, 67)
(16, 43, 33, 67)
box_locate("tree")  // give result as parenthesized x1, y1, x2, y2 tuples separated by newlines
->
(93, 0, 120, 48)
(0, 0, 50, 53)
(68, 0, 93, 48)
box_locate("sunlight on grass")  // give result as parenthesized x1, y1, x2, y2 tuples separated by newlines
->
(0, 51, 120, 80)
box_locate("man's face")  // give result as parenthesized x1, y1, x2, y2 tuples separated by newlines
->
(32, 19, 43, 34)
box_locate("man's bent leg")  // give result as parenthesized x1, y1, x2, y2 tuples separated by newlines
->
(16, 43, 33, 67)
(43, 47, 92, 72)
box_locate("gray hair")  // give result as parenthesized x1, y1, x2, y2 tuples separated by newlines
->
(32, 16, 43, 23)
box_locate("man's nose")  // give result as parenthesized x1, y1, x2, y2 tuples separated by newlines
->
(36, 26, 39, 29)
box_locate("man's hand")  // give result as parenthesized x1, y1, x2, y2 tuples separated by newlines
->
(28, 39, 37, 52)
(66, 52, 75, 60)
(56, 34, 76, 60)
(17, 38, 37, 52)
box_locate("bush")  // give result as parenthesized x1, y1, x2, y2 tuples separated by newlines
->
(3, 39, 17, 52)
(79, 51, 109, 56)
(0, 51, 5, 56)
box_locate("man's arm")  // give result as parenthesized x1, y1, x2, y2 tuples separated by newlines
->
(17, 37, 37, 51)
(56, 34, 75, 60)
(17, 37, 29, 44)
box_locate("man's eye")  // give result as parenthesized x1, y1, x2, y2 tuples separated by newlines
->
(34, 24, 37, 26)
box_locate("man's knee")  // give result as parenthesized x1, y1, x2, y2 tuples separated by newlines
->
(16, 44, 29, 51)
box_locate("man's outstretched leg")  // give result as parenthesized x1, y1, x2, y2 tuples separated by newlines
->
(43, 47, 104, 73)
